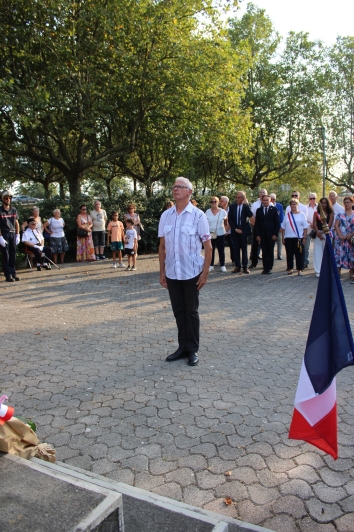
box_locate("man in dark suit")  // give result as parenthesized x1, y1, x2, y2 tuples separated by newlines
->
(228, 191, 255, 274)
(254, 194, 280, 274)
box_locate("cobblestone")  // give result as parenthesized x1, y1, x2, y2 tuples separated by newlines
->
(2, 254, 354, 530)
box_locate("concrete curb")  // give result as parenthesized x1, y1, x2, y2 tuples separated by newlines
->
(30, 458, 274, 532)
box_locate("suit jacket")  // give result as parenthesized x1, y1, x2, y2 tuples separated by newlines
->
(254, 205, 280, 238)
(228, 202, 253, 236)
(274, 202, 284, 224)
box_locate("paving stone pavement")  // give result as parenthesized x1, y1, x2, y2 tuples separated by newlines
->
(1, 249, 354, 532)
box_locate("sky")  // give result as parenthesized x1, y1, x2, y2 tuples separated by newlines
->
(237, 0, 354, 46)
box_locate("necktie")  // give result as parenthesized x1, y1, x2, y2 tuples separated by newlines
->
(237, 206, 241, 226)
(265, 207, 268, 215)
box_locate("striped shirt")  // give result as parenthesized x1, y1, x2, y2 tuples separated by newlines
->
(158, 202, 211, 280)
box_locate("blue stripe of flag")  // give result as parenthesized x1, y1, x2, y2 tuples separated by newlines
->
(304, 234, 354, 394)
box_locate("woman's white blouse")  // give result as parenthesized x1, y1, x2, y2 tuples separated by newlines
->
(205, 209, 227, 236)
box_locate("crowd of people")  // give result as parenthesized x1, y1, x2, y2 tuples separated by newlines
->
(199, 188, 354, 281)
(1, 187, 353, 283)
(0, 192, 144, 281)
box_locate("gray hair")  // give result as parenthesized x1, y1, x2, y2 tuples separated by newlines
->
(175, 177, 193, 191)
(270, 193, 276, 199)
(308, 192, 317, 198)
(220, 196, 229, 203)
(53, 208, 61, 215)
(329, 190, 338, 198)
(237, 191, 246, 200)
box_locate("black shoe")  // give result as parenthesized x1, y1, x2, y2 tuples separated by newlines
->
(304, 264, 308, 269)
(277, 256, 283, 260)
(100, 255, 107, 260)
(13, 276, 20, 281)
(243, 267, 250, 274)
(95, 255, 101, 260)
(43, 264, 51, 270)
(188, 353, 199, 366)
(266, 270, 272, 275)
(37, 265, 42, 271)
(249, 264, 257, 269)
(5, 277, 14, 282)
(261, 270, 266, 274)
(165, 348, 188, 362)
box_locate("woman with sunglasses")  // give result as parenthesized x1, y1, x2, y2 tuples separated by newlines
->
(333, 196, 354, 280)
(76, 205, 96, 262)
(205, 196, 227, 272)
(313, 197, 334, 278)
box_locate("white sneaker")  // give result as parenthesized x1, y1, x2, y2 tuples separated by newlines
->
(118, 262, 125, 268)
(316, 273, 320, 278)
(131, 267, 136, 271)
(220, 266, 227, 272)
(209, 266, 214, 272)
(112, 262, 117, 268)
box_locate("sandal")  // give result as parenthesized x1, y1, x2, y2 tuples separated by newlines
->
(298, 271, 303, 276)
(287, 270, 293, 275)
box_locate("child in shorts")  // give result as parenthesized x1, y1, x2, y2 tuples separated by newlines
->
(124, 218, 137, 271)
(107, 212, 125, 268)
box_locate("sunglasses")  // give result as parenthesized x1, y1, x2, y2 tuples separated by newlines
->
(292, 195, 299, 198)
(309, 197, 316, 200)
(211, 200, 217, 203)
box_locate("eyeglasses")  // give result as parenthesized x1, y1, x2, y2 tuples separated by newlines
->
(171, 185, 189, 190)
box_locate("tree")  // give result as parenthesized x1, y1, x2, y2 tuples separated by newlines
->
(227, 4, 325, 190)
(0, 0, 250, 197)
(324, 37, 354, 192)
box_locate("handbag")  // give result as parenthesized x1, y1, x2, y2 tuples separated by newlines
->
(77, 227, 89, 238)
(309, 229, 316, 239)
(210, 210, 221, 239)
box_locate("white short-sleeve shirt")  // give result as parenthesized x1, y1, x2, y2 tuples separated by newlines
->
(158, 202, 211, 280)
(281, 212, 309, 238)
(22, 227, 43, 245)
(205, 208, 227, 236)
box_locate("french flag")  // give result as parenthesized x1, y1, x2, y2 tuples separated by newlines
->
(0, 395, 14, 425)
(289, 233, 354, 459)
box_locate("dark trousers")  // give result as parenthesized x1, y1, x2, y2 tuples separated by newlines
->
(260, 236, 275, 272)
(225, 233, 235, 262)
(211, 235, 225, 266)
(32, 246, 53, 263)
(1, 231, 16, 278)
(166, 275, 200, 352)
(232, 231, 249, 268)
(250, 230, 259, 267)
(285, 238, 304, 271)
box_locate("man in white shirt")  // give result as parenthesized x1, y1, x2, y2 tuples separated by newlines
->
(219, 196, 235, 263)
(285, 191, 308, 218)
(304, 192, 317, 268)
(22, 217, 53, 271)
(250, 188, 267, 268)
(158, 177, 212, 367)
(329, 191, 345, 217)
(90, 200, 107, 260)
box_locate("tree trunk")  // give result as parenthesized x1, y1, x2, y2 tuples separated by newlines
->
(133, 179, 137, 193)
(43, 181, 51, 199)
(145, 182, 153, 197)
(59, 182, 65, 199)
(106, 180, 112, 199)
(66, 174, 82, 196)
